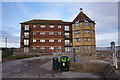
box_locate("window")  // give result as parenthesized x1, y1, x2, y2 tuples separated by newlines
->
(25, 25, 29, 30)
(58, 39, 61, 42)
(49, 32, 54, 35)
(49, 47, 54, 50)
(24, 39, 29, 45)
(58, 32, 61, 35)
(75, 31, 80, 34)
(93, 39, 95, 42)
(40, 25, 45, 28)
(33, 39, 36, 42)
(24, 32, 29, 38)
(85, 46, 90, 49)
(24, 47, 29, 52)
(75, 38, 80, 42)
(92, 24, 94, 27)
(84, 20, 89, 26)
(85, 38, 90, 41)
(33, 32, 37, 35)
(65, 40, 69, 45)
(76, 46, 80, 50)
(40, 47, 45, 50)
(58, 47, 62, 49)
(33, 25, 37, 28)
(58, 25, 61, 28)
(65, 26, 69, 31)
(49, 39, 54, 42)
(33, 47, 36, 50)
(65, 33, 69, 38)
(49, 25, 54, 28)
(40, 32, 45, 35)
(93, 31, 95, 34)
(75, 20, 79, 27)
(40, 40, 45, 42)
(85, 30, 90, 33)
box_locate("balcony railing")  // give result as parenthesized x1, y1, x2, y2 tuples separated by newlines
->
(64, 35, 72, 39)
(64, 43, 72, 47)
(22, 27, 30, 32)
(22, 35, 29, 38)
(64, 30, 72, 32)
(21, 42, 29, 47)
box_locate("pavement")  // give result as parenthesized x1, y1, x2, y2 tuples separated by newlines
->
(2, 55, 103, 78)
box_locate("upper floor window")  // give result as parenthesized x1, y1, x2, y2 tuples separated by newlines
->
(65, 26, 69, 31)
(49, 39, 54, 42)
(24, 32, 29, 38)
(85, 46, 90, 50)
(75, 46, 80, 50)
(65, 33, 69, 38)
(33, 39, 36, 42)
(49, 47, 54, 50)
(85, 30, 90, 33)
(93, 31, 95, 34)
(49, 25, 54, 28)
(84, 20, 89, 26)
(49, 32, 54, 35)
(40, 40, 45, 42)
(33, 32, 37, 35)
(24, 39, 29, 45)
(85, 38, 90, 41)
(58, 47, 62, 49)
(33, 25, 37, 28)
(92, 24, 94, 27)
(40, 25, 45, 28)
(93, 39, 95, 42)
(58, 32, 61, 35)
(75, 30, 80, 34)
(40, 47, 45, 50)
(75, 20, 79, 27)
(40, 32, 45, 35)
(33, 47, 36, 50)
(58, 25, 61, 28)
(25, 25, 29, 30)
(75, 38, 80, 42)
(58, 39, 61, 42)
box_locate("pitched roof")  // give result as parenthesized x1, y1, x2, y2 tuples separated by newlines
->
(20, 19, 72, 25)
(73, 11, 93, 23)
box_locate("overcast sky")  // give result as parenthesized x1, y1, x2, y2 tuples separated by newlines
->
(1, 2, 118, 48)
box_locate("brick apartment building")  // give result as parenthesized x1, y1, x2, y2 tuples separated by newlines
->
(20, 9, 96, 53)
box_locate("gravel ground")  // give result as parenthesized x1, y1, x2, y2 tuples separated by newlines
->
(2, 55, 104, 78)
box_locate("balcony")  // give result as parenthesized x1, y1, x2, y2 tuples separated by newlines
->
(22, 27, 30, 32)
(21, 42, 29, 47)
(64, 30, 72, 32)
(22, 35, 29, 39)
(64, 43, 73, 47)
(64, 35, 72, 39)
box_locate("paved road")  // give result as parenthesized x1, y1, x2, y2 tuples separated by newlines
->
(2, 56, 102, 78)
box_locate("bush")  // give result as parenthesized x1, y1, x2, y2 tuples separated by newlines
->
(2, 48, 13, 59)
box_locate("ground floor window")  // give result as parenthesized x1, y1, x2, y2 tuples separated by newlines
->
(24, 47, 29, 52)
(65, 47, 70, 52)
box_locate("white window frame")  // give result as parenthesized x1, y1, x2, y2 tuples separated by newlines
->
(40, 32, 45, 35)
(58, 39, 61, 42)
(49, 25, 54, 28)
(25, 25, 29, 30)
(85, 30, 90, 33)
(33, 47, 36, 50)
(40, 47, 45, 50)
(58, 25, 61, 28)
(49, 39, 54, 42)
(65, 40, 69, 45)
(40, 25, 45, 28)
(75, 38, 80, 42)
(49, 32, 54, 35)
(85, 38, 90, 41)
(33, 25, 37, 28)
(65, 26, 69, 31)
(24, 47, 29, 52)
(24, 32, 29, 38)
(40, 40, 45, 42)
(33, 32, 37, 35)
(24, 39, 29, 45)
(85, 46, 90, 50)
(49, 47, 54, 50)
(33, 39, 36, 42)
